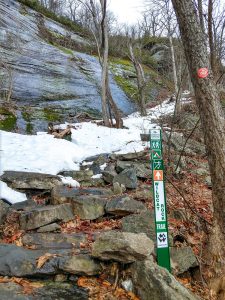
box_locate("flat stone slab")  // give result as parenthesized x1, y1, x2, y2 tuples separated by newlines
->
(37, 223, 61, 233)
(19, 204, 74, 230)
(91, 231, 154, 263)
(59, 170, 93, 182)
(0, 171, 62, 190)
(51, 186, 111, 205)
(105, 196, 146, 216)
(22, 233, 87, 249)
(0, 244, 64, 277)
(0, 244, 101, 278)
(71, 195, 107, 220)
(110, 151, 148, 161)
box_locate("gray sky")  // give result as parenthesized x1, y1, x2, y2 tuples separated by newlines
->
(108, 0, 144, 25)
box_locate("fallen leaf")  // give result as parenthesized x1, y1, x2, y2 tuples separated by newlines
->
(36, 253, 59, 269)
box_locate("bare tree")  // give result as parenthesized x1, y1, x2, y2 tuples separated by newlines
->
(67, 0, 81, 22)
(128, 41, 147, 116)
(172, 0, 225, 293)
(77, 0, 123, 127)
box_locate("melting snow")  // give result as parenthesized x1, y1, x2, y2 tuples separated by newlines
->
(0, 98, 186, 204)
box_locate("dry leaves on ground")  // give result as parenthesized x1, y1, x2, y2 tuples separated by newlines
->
(77, 277, 140, 300)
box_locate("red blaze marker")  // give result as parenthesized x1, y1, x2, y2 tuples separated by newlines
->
(197, 68, 209, 78)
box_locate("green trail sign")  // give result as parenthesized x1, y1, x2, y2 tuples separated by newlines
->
(150, 129, 171, 272)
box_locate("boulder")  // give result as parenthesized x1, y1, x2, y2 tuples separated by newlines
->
(102, 164, 117, 184)
(59, 255, 101, 276)
(113, 168, 137, 189)
(131, 258, 200, 300)
(71, 195, 106, 220)
(91, 231, 154, 263)
(112, 182, 126, 195)
(0, 244, 62, 277)
(22, 233, 86, 249)
(0, 171, 62, 190)
(116, 161, 150, 179)
(121, 210, 155, 240)
(0, 200, 10, 225)
(105, 196, 146, 216)
(51, 186, 111, 205)
(19, 204, 74, 230)
(170, 247, 199, 275)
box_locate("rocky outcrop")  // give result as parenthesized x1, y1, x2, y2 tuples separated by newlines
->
(0, 0, 135, 132)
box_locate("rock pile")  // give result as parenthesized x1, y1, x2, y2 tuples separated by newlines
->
(0, 151, 200, 299)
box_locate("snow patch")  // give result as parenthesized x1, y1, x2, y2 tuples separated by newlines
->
(0, 181, 27, 204)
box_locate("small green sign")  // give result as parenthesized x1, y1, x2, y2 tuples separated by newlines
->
(150, 129, 171, 272)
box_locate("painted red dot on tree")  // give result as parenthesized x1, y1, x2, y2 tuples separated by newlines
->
(197, 68, 209, 78)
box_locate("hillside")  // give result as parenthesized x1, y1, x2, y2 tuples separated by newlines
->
(0, 0, 133, 132)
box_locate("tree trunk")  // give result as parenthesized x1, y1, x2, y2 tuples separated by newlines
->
(100, 0, 110, 127)
(172, 0, 225, 286)
(169, 35, 178, 95)
(129, 43, 147, 116)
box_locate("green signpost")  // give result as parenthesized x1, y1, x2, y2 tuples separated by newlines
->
(150, 128, 171, 272)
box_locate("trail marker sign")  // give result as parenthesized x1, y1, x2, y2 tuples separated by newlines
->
(150, 129, 171, 272)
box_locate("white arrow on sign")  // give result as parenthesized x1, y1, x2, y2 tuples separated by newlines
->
(156, 171, 162, 180)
